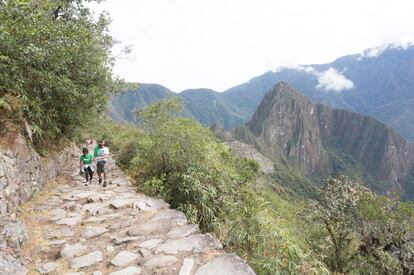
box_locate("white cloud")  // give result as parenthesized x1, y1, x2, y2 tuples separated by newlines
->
(362, 46, 388, 58)
(315, 68, 354, 92)
(358, 42, 414, 60)
(288, 66, 354, 92)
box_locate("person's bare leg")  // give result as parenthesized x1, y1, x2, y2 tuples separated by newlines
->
(98, 171, 102, 184)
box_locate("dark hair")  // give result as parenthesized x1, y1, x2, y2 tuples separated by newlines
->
(82, 148, 88, 153)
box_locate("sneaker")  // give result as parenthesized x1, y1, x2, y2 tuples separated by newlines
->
(103, 181, 107, 187)
(85, 182, 89, 186)
(98, 178, 102, 184)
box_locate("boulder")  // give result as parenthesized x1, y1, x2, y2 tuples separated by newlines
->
(60, 243, 88, 259)
(0, 252, 27, 275)
(143, 255, 177, 269)
(70, 251, 103, 269)
(109, 266, 142, 275)
(155, 234, 222, 254)
(37, 262, 58, 274)
(110, 251, 139, 267)
(194, 254, 255, 275)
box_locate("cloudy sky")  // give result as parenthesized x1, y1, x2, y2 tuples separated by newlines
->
(90, 0, 414, 92)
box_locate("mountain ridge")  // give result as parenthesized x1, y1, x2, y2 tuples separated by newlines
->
(235, 82, 414, 199)
(109, 45, 414, 142)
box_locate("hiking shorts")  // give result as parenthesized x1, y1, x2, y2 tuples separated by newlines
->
(97, 161, 107, 174)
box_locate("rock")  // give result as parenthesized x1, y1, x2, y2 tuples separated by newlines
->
(194, 254, 255, 275)
(155, 234, 222, 254)
(127, 220, 183, 236)
(56, 216, 82, 226)
(46, 197, 63, 206)
(110, 251, 139, 267)
(87, 194, 111, 203)
(48, 239, 67, 246)
(109, 266, 142, 275)
(138, 239, 162, 250)
(112, 236, 142, 245)
(179, 257, 195, 275)
(107, 219, 136, 230)
(138, 248, 151, 258)
(143, 255, 177, 269)
(81, 203, 107, 216)
(67, 212, 82, 218)
(133, 198, 167, 211)
(62, 196, 78, 202)
(0, 251, 27, 275)
(106, 245, 115, 253)
(150, 210, 187, 223)
(133, 201, 151, 211)
(73, 192, 95, 199)
(85, 217, 107, 223)
(109, 199, 133, 209)
(80, 227, 108, 239)
(50, 209, 66, 221)
(37, 262, 58, 274)
(167, 224, 199, 239)
(70, 251, 103, 269)
(53, 228, 75, 238)
(60, 243, 88, 259)
(92, 272, 102, 275)
(62, 201, 80, 211)
(111, 178, 129, 186)
(63, 272, 83, 275)
(226, 141, 275, 173)
(1, 219, 28, 249)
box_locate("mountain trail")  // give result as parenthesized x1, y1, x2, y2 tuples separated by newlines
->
(17, 151, 254, 275)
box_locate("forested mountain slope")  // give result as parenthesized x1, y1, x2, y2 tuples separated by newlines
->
(234, 82, 414, 199)
(110, 45, 414, 142)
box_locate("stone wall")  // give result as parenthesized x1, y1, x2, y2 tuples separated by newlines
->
(0, 132, 75, 274)
(0, 133, 74, 216)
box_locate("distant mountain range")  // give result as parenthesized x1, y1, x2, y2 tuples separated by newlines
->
(226, 82, 414, 199)
(109, 45, 414, 142)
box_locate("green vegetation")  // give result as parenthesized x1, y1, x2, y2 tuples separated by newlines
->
(81, 99, 328, 274)
(271, 163, 320, 199)
(77, 99, 414, 274)
(307, 176, 414, 274)
(0, 0, 120, 145)
(3, 2, 413, 273)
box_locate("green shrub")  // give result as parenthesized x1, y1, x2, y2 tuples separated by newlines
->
(0, 0, 116, 144)
(307, 176, 414, 274)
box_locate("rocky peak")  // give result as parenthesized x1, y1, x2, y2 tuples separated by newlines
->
(247, 82, 327, 175)
(243, 82, 414, 199)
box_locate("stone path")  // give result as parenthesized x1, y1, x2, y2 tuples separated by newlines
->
(18, 154, 255, 274)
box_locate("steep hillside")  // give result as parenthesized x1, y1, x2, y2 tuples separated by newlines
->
(109, 45, 414, 141)
(108, 85, 244, 128)
(180, 89, 246, 128)
(241, 82, 414, 198)
(224, 45, 414, 142)
(108, 84, 177, 123)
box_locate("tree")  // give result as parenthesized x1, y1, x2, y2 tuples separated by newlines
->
(132, 98, 249, 230)
(357, 193, 414, 274)
(0, 0, 117, 143)
(308, 176, 414, 274)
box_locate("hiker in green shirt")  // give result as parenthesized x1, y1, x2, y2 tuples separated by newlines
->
(79, 148, 94, 186)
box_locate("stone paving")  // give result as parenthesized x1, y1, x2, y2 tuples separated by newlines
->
(19, 154, 255, 274)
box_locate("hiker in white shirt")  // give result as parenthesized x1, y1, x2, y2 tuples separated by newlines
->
(94, 140, 109, 187)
